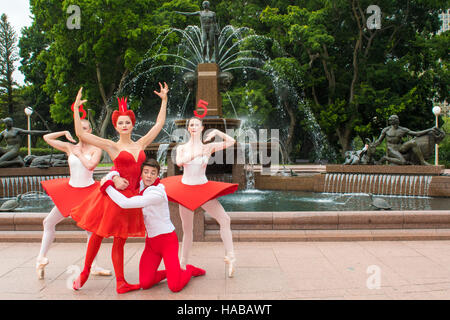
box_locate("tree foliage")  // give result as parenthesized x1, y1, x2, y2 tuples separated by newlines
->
(15, 0, 450, 164)
(0, 13, 19, 115)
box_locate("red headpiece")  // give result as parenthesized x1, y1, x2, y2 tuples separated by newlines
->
(111, 97, 136, 127)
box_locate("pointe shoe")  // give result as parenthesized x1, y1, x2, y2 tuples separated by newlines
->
(224, 254, 236, 278)
(36, 256, 49, 280)
(90, 263, 112, 276)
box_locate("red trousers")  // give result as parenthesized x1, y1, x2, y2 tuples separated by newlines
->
(139, 231, 200, 292)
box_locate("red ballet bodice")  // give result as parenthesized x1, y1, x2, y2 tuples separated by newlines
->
(113, 150, 146, 191)
(70, 150, 147, 238)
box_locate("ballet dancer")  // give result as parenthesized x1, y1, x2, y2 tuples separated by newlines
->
(101, 158, 206, 292)
(38, 119, 111, 279)
(70, 83, 168, 294)
(161, 116, 238, 277)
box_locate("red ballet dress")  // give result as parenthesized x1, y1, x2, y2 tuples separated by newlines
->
(161, 155, 238, 211)
(41, 178, 99, 217)
(41, 154, 99, 217)
(70, 150, 146, 239)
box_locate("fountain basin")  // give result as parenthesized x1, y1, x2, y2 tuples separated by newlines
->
(1, 189, 448, 213)
(254, 169, 450, 197)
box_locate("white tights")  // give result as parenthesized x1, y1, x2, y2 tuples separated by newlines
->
(37, 206, 97, 265)
(179, 199, 234, 266)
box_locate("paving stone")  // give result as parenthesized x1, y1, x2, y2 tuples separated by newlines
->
(1, 241, 450, 300)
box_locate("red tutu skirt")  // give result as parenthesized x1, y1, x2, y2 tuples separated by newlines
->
(70, 187, 146, 239)
(161, 175, 238, 211)
(41, 178, 99, 217)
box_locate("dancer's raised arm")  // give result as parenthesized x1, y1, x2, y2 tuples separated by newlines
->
(137, 82, 169, 149)
(204, 129, 236, 154)
(43, 131, 76, 154)
(72, 88, 116, 156)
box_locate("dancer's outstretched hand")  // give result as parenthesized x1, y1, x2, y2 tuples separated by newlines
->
(65, 131, 77, 143)
(154, 82, 169, 100)
(74, 87, 88, 109)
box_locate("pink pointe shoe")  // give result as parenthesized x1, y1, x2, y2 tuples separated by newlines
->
(36, 256, 49, 280)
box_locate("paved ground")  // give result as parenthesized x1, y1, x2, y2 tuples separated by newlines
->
(1, 240, 450, 300)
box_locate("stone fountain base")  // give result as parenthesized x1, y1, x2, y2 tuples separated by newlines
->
(0, 167, 70, 198)
(254, 165, 450, 197)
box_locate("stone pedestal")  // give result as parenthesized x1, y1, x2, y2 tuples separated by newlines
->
(196, 63, 221, 117)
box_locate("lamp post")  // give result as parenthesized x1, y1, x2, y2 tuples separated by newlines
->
(432, 104, 441, 166)
(24, 107, 34, 156)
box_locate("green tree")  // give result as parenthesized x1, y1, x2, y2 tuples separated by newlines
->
(27, 0, 184, 137)
(18, 21, 55, 132)
(0, 13, 18, 115)
(260, 0, 448, 156)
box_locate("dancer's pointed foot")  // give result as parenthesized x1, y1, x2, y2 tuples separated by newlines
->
(116, 280, 141, 294)
(224, 254, 236, 278)
(73, 271, 90, 290)
(36, 256, 49, 280)
(186, 265, 206, 277)
(91, 263, 112, 276)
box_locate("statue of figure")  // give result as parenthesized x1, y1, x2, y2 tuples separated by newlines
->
(0, 117, 50, 168)
(343, 138, 378, 165)
(344, 144, 369, 165)
(175, 1, 220, 62)
(24, 154, 68, 168)
(372, 114, 444, 165)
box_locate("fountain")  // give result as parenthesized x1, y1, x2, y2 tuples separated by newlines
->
(0, 6, 449, 244)
(126, 24, 298, 188)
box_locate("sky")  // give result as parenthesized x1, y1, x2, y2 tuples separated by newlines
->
(1, 0, 33, 85)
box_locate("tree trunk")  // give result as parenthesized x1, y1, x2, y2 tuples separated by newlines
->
(95, 62, 129, 137)
(336, 125, 352, 156)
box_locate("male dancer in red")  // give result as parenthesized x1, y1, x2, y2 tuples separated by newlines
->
(102, 158, 205, 292)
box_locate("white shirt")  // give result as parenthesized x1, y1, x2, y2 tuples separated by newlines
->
(104, 171, 175, 238)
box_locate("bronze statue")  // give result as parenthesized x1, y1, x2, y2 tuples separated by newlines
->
(343, 138, 377, 165)
(372, 115, 444, 165)
(183, 70, 232, 92)
(175, 1, 220, 62)
(344, 144, 369, 165)
(24, 154, 68, 168)
(0, 117, 50, 168)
